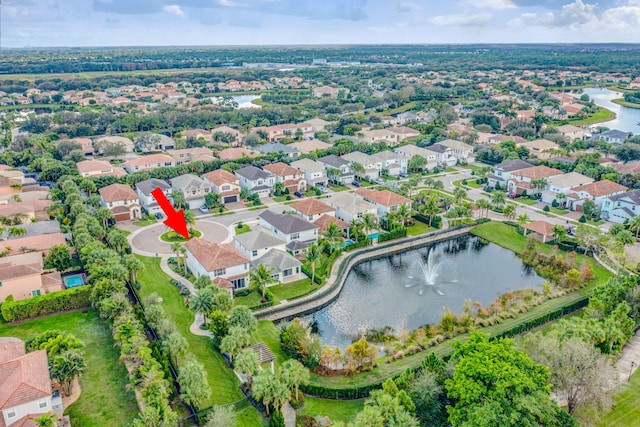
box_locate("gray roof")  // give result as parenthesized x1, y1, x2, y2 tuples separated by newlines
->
(318, 155, 349, 169)
(136, 178, 171, 196)
(286, 240, 313, 251)
(260, 210, 318, 234)
(428, 144, 448, 153)
(251, 249, 301, 271)
(254, 143, 300, 154)
(1, 220, 61, 239)
(609, 189, 640, 204)
(495, 160, 534, 172)
(170, 174, 211, 191)
(588, 129, 629, 141)
(291, 158, 325, 173)
(234, 228, 285, 251)
(235, 165, 273, 181)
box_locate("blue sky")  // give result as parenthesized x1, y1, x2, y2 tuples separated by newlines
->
(4, 0, 640, 47)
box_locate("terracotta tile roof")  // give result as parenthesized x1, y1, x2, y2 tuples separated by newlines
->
(202, 169, 239, 186)
(0, 204, 33, 217)
(217, 147, 258, 160)
(99, 183, 138, 203)
(76, 160, 127, 177)
(0, 349, 51, 409)
(263, 162, 300, 177)
(514, 165, 563, 180)
(41, 271, 62, 288)
(0, 233, 66, 256)
(213, 277, 235, 290)
(313, 214, 350, 232)
(0, 338, 25, 363)
(573, 179, 628, 197)
(0, 264, 39, 281)
(354, 188, 411, 207)
(523, 220, 555, 236)
(184, 238, 249, 271)
(123, 154, 174, 170)
(291, 198, 334, 216)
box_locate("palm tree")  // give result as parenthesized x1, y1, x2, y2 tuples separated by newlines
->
(50, 350, 87, 396)
(475, 199, 491, 219)
(234, 348, 260, 385)
(124, 255, 144, 285)
(491, 190, 507, 210)
(34, 411, 57, 427)
(250, 264, 277, 302)
(361, 213, 377, 242)
(628, 215, 640, 238)
(502, 204, 516, 221)
(163, 331, 188, 366)
(281, 359, 310, 401)
(252, 371, 290, 416)
(178, 358, 211, 409)
(422, 196, 440, 226)
(556, 193, 567, 208)
(95, 207, 114, 230)
(273, 181, 286, 196)
(553, 224, 566, 243)
(322, 222, 343, 254)
(453, 188, 467, 205)
(189, 287, 215, 325)
(180, 246, 187, 274)
(184, 210, 196, 232)
(171, 242, 182, 271)
(304, 244, 321, 285)
(615, 230, 635, 248)
(395, 203, 411, 227)
(106, 229, 127, 253)
(350, 219, 364, 243)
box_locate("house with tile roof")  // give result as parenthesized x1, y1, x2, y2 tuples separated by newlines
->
(123, 154, 175, 174)
(291, 198, 335, 222)
(0, 233, 66, 258)
(370, 151, 408, 176)
(507, 166, 564, 195)
(184, 238, 250, 290)
(170, 174, 212, 209)
(235, 166, 276, 198)
(76, 160, 127, 178)
(263, 162, 307, 194)
(289, 139, 332, 154)
(567, 179, 628, 211)
(253, 142, 301, 158)
(252, 249, 303, 283)
(0, 252, 63, 303)
(233, 229, 286, 261)
(313, 214, 350, 234)
(354, 188, 411, 218)
(540, 172, 595, 205)
(290, 159, 328, 188)
(556, 124, 585, 140)
(341, 152, 382, 180)
(516, 139, 561, 160)
(169, 147, 215, 165)
(202, 170, 241, 204)
(99, 183, 141, 221)
(488, 160, 534, 189)
(360, 129, 399, 146)
(217, 147, 259, 160)
(254, 124, 313, 143)
(326, 192, 377, 224)
(587, 129, 630, 146)
(601, 189, 640, 223)
(211, 126, 244, 147)
(0, 338, 63, 427)
(258, 210, 318, 255)
(135, 178, 172, 215)
(317, 155, 355, 184)
(393, 144, 438, 170)
(387, 126, 421, 142)
(433, 139, 475, 164)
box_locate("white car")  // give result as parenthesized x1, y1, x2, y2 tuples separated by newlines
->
(199, 205, 209, 213)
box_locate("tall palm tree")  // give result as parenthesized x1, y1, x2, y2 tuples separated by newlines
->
(475, 199, 491, 219)
(281, 359, 310, 401)
(252, 371, 290, 416)
(124, 255, 144, 285)
(95, 207, 114, 230)
(250, 264, 277, 302)
(189, 287, 215, 325)
(628, 215, 640, 238)
(184, 210, 196, 232)
(491, 190, 507, 210)
(361, 213, 377, 242)
(304, 244, 321, 285)
(171, 242, 182, 271)
(322, 222, 343, 254)
(180, 246, 187, 274)
(396, 203, 411, 227)
(235, 348, 260, 386)
(453, 188, 467, 205)
(50, 350, 87, 396)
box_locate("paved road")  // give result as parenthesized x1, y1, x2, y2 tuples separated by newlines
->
(129, 220, 230, 256)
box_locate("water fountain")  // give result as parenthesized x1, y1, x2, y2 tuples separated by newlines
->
(407, 249, 446, 295)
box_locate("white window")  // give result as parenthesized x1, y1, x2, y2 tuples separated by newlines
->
(213, 268, 226, 277)
(7, 409, 15, 418)
(291, 233, 300, 240)
(39, 400, 48, 408)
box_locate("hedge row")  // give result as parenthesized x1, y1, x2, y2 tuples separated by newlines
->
(414, 214, 442, 229)
(301, 295, 590, 400)
(344, 238, 371, 252)
(1, 286, 92, 322)
(377, 228, 407, 243)
(301, 265, 326, 285)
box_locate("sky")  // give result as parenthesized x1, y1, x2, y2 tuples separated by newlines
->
(5, 0, 640, 48)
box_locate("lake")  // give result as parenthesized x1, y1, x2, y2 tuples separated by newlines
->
(582, 87, 640, 134)
(301, 235, 544, 349)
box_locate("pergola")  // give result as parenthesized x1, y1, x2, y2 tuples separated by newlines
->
(522, 220, 555, 243)
(248, 342, 276, 373)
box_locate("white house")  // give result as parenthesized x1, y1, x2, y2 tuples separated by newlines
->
(354, 188, 411, 218)
(98, 183, 142, 221)
(326, 192, 377, 224)
(341, 152, 381, 180)
(170, 174, 212, 209)
(263, 162, 307, 193)
(540, 172, 594, 204)
(253, 249, 303, 283)
(184, 238, 250, 290)
(235, 165, 276, 198)
(488, 160, 534, 189)
(135, 178, 172, 215)
(317, 155, 355, 184)
(233, 228, 287, 261)
(258, 210, 319, 255)
(393, 144, 438, 170)
(291, 198, 336, 222)
(507, 166, 564, 195)
(290, 158, 328, 188)
(601, 189, 640, 223)
(123, 153, 176, 173)
(567, 180, 628, 211)
(370, 151, 408, 176)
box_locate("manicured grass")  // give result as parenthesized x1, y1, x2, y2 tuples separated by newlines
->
(160, 229, 202, 242)
(566, 108, 616, 126)
(329, 184, 350, 192)
(234, 291, 264, 308)
(406, 220, 436, 236)
(298, 397, 365, 424)
(464, 180, 483, 189)
(134, 255, 247, 407)
(597, 370, 640, 426)
(236, 406, 267, 426)
(133, 217, 157, 226)
(612, 98, 640, 109)
(254, 321, 287, 369)
(270, 278, 315, 302)
(0, 311, 138, 427)
(273, 195, 293, 202)
(515, 198, 538, 206)
(550, 207, 569, 215)
(235, 223, 251, 235)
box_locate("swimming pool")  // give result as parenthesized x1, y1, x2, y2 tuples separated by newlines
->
(369, 232, 380, 240)
(63, 274, 85, 288)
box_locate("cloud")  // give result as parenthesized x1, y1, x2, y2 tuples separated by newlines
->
(429, 12, 491, 27)
(163, 4, 185, 16)
(458, 0, 515, 9)
(397, 1, 420, 13)
(511, 0, 597, 28)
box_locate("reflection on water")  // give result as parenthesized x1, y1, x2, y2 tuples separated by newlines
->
(582, 88, 640, 134)
(301, 235, 544, 349)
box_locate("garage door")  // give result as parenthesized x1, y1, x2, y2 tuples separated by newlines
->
(114, 213, 130, 222)
(223, 195, 238, 203)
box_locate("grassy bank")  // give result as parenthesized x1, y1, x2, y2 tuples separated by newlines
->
(597, 371, 640, 426)
(566, 108, 616, 126)
(0, 311, 138, 427)
(612, 98, 640, 109)
(298, 397, 365, 424)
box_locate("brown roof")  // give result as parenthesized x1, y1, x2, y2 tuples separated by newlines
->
(291, 198, 334, 216)
(248, 342, 276, 364)
(313, 214, 350, 232)
(217, 148, 258, 160)
(0, 204, 33, 217)
(0, 264, 39, 281)
(202, 169, 239, 186)
(613, 161, 640, 174)
(263, 162, 300, 177)
(184, 238, 249, 271)
(41, 271, 63, 288)
(0, 338, 25, 364)
(355, 188, 411, 207)
(0, 233, 66, 256)
(99, 183, 138, 203)
(213, 277, 234, 290)
(573, 179, 628, 197)
(0, 349, 51, 409)
(522, 220, 555, 236)
(514, 166, 563, 180)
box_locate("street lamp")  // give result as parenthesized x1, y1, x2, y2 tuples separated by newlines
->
(629, 361, 636, 383)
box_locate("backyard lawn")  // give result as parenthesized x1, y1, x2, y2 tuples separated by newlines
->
(235, 279, 317, 308)
(298, 397, 365, 424)
(235, 223, 252, 235)
(597, 371, 640, 426)
(406, 220, 436, 236)
(0, 311, 138, 427)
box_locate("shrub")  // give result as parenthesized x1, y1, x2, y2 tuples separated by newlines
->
(579, 215, 587, 223)
(543, 205, 550, 212)
(1, 286, 92, 322)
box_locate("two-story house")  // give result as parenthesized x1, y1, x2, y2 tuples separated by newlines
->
(326, 192, 377, 224)
(258, 210, 319, 255)
(317, 155, 355, 184)
(556, 124, 585, 141)
(98, 183, 142, 221)
(135, 178, 172, 216)
(540, 172, 594, 205)
(184, 238, 250, 290)
(567, 180, 628, 211)
(341, 152, 381, 180)
(0, 338, 63, 427)
(253, 142, 301, 158)
(170, 174, 212, 209)
(587, 129, 629, 146)
(202, 170, 241, 204)
(169, 147, 215, 165)
(354, 188, 412, 218)
(393, 144, 438, 171)
(601, 189, 640, 223)
(290, 159, 328, 188)
(370, 151, 408, 177)
(263, 162, 307, 193)
(0, 252, 63, 302)
(507, 166, 564, 196)
(387, 126, 421, 142)
(123, 154, 176, 174)
(359, 129, 399, 146)
(291, 198, 336, 222)
(235, 166, 276, 198)
(516, 139, 560, 160)
(488, 160, 533, 189)
(76, 159, 127, 178)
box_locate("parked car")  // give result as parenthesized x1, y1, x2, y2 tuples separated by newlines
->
(352, 181, 361, 188)
(399, 172, 409, 178)
(374, 178, 384, 185)
(154, 212, 164, 219)
(294, 191, 305, 198)
(199, 205, 209, 213)
(318, 186, 328, 193)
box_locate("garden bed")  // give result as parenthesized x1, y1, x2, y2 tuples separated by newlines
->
(160, 229, 202, 242)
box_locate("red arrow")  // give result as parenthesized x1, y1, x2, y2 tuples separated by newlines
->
(151, 188, 189, 239)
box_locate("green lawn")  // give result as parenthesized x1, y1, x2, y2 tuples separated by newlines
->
(329, 184, 350, 192)
(235, 223, 252, 235)
(135, 255, 247, 408)
(133, 217, 157, 226)
(236, 406, 267, 426)
(160, 229, 202, 242)
(566, 108, 616, 126)
(273, 195, 293, 203)
(0, 311, 138, 427)
(254, 321, 287, 370)
(270, 278, 315, 302)
(406, 221, 436, 236)
(597, 370, 640, 426)
(515, 198, 538, 206)
(298, 397, 365, 424)
(233, 291, 264, 308)
(612, 98, 640, 109)
(550, 207, 569, 215)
